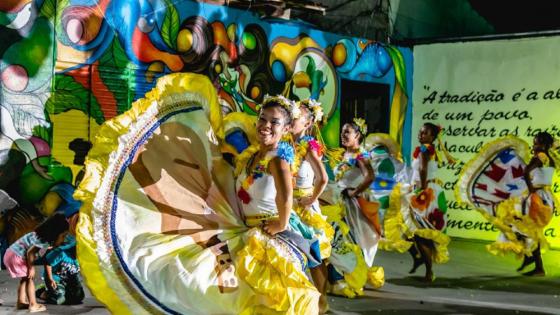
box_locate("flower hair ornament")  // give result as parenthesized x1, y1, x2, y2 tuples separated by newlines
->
(353, 117, 367, 135)
(298, 98, 324, 124)
(258, 94, 300, 120)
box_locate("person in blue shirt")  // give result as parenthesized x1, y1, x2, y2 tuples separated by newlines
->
(36, 233, 84, 305)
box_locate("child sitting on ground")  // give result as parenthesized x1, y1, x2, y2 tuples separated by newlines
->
(3, 213, 69, 312)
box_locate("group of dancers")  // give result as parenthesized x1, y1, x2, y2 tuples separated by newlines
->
(74, 73, 557, 314)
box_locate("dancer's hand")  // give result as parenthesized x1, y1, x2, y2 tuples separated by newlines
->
(299, 196, 316, 208)
(49, 278, 57, 289)
(346, 188, 357, 198)
(27, 267, 35, 280)
(263, 220, 286, 235)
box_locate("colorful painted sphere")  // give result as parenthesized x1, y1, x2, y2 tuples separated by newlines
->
(271, 60, 286, 82)
(177, 29, 194, 52)
(332, 43, 347, 67)
(242, 32, 256, 50)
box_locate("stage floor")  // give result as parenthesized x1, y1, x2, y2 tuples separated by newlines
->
(1, 238, 558, 314)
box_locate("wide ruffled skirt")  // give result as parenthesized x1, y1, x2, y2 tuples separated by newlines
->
(293, 188, 334, 260)
(74, 73, 319, 315)
(488, 188, 554, 256)
(390, 182, 450, 264)
(455, 135, 555, 259)
(320, 187, 385, 297)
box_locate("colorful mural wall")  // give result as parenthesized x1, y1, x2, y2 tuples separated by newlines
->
(0, 0, 412, 247)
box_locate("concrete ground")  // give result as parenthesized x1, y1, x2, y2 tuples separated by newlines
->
(1, 238, 559, 314)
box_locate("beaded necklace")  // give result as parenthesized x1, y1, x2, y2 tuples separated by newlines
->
(236, 142, 294, 204)
(334, 149, 368, 182)
(294, 135, 323, 174)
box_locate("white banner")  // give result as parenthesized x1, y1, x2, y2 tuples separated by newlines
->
(413, 36, 560, 248)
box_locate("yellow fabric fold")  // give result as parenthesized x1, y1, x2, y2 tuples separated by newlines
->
(486, 241, 525, 258)
(327, 241, 368, 299)
(413, 229, 451, 264)
(494, 196, 550, 255)
(293, 189, 334, 259)
(73, 73, 229, 314)
(236, 230, 319, 314)
(294, 204, 333, 259)
(380, 184, 413, 253)
(321, 202, 368, 298)
(367, 266, 385, 289)
(76, 204, 132, 315)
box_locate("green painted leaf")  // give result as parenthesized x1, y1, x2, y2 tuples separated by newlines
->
(372, 146, 388, 154)
(45, 74, 105, 125)
(55, 0, 70, 37)
(305, 56, 316, 76)
(39, 0, 56, 19)
(98, 38, 133, 114)
(32, 125, 52, 146)
(99, 37, 130, 69)
(161, 0, 180, 50)
(0, 12, 11, 26)
(386, 45, 407, 95)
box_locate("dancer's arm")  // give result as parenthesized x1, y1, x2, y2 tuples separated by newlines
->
(348, 158, 374, 198)
(300, 149, 328, 207)
(264, 157, 293, 235)
(420, 151, 429, 190)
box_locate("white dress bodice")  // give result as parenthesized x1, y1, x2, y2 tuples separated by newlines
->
(296, 160, 314, 189)
(411, 155, 438, 185)
(530, 166, 554, 187)
(236, 150, 279, 218)
(335, 152, 365, 189)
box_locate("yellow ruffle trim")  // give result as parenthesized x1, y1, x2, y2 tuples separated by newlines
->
(293, 205, 334, 259)
(321, 204, 350, 235)
(494, 196, 549, 255)
(294, 206, 334, 259)
(75, 204, 132, 315)
(343, 242, 368, 297)
(73, 73, 224, 314)
(413, 229, 451, 264)
(321, 203, 369, 298)
(367, 266, 385, 289)
(236, 230, 320, 315)
(486, 241, 525, 258)
(364, 133, 403, 162)
(380, 184, 413, 253)
(321, 203, 368, 297)
(328, 241, 368, 299)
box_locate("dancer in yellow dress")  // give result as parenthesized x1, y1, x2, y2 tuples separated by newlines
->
(324, 118, 384, 297)
(514, 132, 556, 276)
(291, 98, 332, 312)
(392, 123, 452, 282)
(74, 73, 319, 314)
(457, 132, 557, 276)
(364, 133, 412, 254)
